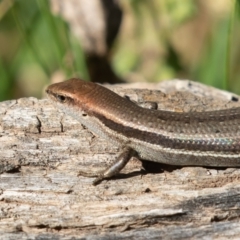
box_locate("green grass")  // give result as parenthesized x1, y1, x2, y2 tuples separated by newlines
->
(0, 0, 88, 101)
(0, 0, 239, 101)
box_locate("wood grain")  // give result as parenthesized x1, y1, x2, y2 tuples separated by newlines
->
(1, 80, 240, 239)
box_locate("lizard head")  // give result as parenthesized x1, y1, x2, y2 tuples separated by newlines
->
(46, 78, 96, 106)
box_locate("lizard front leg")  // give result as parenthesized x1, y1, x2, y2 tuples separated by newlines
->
(78, 147, 136, 185)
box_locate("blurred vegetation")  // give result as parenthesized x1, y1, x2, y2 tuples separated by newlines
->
(0, 0, 240, 101)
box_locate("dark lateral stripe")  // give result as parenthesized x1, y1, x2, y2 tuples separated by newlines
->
(94, 113, 240, 152)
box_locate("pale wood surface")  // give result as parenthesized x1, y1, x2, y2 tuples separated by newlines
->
(1, 80, 240, 239)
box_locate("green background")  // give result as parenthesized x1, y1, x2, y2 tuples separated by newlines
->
(1, 0, 240, 101)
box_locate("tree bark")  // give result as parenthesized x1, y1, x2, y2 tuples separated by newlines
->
(1, 80, 240, 239)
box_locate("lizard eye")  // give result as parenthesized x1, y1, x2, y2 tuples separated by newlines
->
(56, 94, 66, 103)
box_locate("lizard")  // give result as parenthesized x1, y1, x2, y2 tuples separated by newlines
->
(46, 78, 240, 185)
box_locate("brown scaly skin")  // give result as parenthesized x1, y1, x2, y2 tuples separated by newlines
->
(46, 78, 240, 185)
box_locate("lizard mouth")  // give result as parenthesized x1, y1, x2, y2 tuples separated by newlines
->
(47, 91, 67, 103)
(45, 89, 56, 101)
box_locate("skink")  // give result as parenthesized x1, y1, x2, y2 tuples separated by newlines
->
(46, 78, 240, 185)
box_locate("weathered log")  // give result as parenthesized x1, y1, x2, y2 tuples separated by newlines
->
(1, 80, 240, 239)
